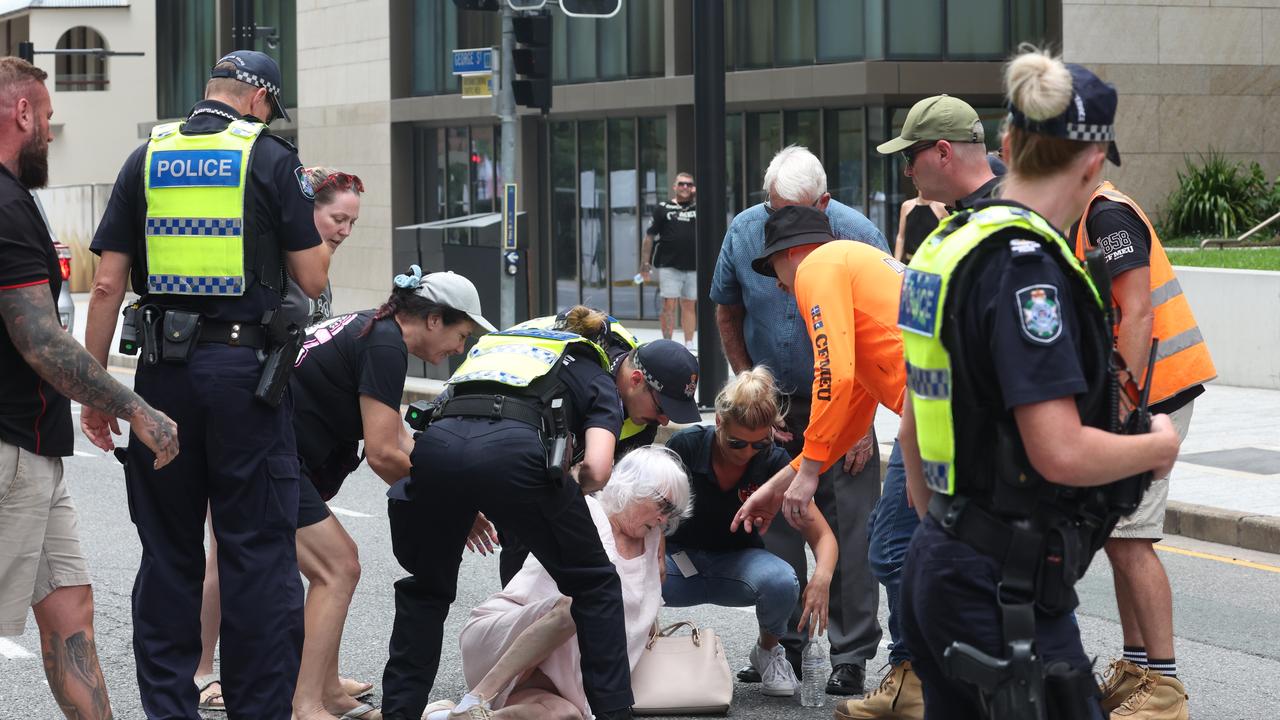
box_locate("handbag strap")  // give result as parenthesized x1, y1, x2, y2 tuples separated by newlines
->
(655, 621, 702, 647)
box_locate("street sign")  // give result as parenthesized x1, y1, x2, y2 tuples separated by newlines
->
(452, 47, 494, 75)
(503, 183, 518, 250)
(461, 73, 493, 97)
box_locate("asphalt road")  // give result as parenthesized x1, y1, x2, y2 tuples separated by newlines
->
(2, 393, 1279, 719)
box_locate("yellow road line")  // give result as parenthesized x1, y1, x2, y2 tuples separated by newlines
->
(1155, 544, 1280, 574)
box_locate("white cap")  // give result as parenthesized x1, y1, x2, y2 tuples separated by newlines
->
(415, 271, 496, 333)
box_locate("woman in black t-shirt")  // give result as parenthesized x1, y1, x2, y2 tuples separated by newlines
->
(662, 367, 836, 699)
(894, 191, 947, 263)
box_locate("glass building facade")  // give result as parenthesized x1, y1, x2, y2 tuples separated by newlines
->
(403, 0, 1050, 320)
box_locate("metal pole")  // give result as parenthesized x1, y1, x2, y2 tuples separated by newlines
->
(693, 0, 726, 407)
(232, 0, 254, 48)
(499, 3, 518, 330)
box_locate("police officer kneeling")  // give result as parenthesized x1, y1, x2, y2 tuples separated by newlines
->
(83, 50, 329, 719)
(895, 48, 1180, 719)
(381, 307, 701, 720)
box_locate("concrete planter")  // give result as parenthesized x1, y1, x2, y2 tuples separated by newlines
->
(1176, 266, 1280, 389)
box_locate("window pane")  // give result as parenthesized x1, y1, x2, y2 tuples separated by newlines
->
(736, 0, 773, 69)
(638, 117, 667, 320)
(579, 120, 608, 311)
(886, 0, 942, 59)
(412, 127, 442, 221)
(865, 0, 884, 59)
(156, 0, 217, 118)
(1012, 0, 1048, 47)
(255, 0, 297, 109)
(567, 16, 599, 82)
(784, 109, 821, 153)
(470, 125, 497, 214)
(628, 0, 664, 77)
(745, 112, 781, 206)
(866, 107, 888, 235)
(436, 129, 447, 218)
(887, 107, 915, 240)
(777, 0, 815, 66)
(725, 113, 744, 217)
(599, 14, 627, 80)
(412, 0, 443, 94)
(824, 109, 864, 213)
(446, 126, 469, 217)
(609, 119, 639, 319)
(948, 0, 1006, 59)
(975, 106, 1006, 153)
(817, 0, 863, 62)
(551, 122, 579, 309)
(723, 0, 736, 71)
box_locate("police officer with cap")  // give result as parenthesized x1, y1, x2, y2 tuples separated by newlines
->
(82, 49, 329, 719)
(894, 47, 1179, 718)
(381, 308, 699, 720)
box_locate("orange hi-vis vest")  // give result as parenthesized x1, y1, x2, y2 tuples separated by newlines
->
(1074, 181, 1216, 404)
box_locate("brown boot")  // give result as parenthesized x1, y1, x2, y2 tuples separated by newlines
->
(834, 661, 923, 720)
(1098, 659, 1149, 713)
(1110, 672, 1189, 720)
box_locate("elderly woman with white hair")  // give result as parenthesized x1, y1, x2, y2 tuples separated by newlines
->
(423, 445, 693, 720)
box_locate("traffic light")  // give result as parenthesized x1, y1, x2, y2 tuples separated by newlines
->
(512, 12, 552, 114)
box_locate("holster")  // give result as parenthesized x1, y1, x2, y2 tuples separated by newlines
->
(161, 310, 202, 364)
(253, 308, 303, 408)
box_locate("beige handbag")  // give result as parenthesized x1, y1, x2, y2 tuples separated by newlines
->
(631, 621, 733, 716)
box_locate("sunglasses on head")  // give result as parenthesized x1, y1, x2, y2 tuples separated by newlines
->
(724, 436, 773, 450)
(317, 171, 365, 194)
(900, 141, 939, 166)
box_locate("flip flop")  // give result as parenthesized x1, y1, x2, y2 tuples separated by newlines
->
(341, 676, 375, 698)
(340, 702, 382, 719)
(195, 672, 225, 712)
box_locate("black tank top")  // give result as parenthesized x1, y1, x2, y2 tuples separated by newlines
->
(902, 203, 940, 261)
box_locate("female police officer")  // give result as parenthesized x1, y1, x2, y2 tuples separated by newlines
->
(379, 307, 701, 720)
(895, 47, 1180, 719)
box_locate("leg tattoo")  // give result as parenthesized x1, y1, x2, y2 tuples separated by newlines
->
(42, 631, 113, 719)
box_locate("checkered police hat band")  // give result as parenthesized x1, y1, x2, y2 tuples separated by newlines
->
(1065, 123, 1115, 143)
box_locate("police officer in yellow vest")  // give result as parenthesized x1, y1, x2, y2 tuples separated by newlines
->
(381, 306, 700, 720)
(491, 310, 661, 583)
(894, 49, 1181, 719)
(83, 51, 330, 719)
(1072, 182, 1213, 718)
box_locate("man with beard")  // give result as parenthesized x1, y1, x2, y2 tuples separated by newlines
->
(0, 57, 179, 720)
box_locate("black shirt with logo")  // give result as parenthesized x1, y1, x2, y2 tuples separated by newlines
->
(91, 100, 322, 322)
(290, 311, 408, 472)
(665, 425, 792, 553)
(648, 200, 698, 271)
(0, 165, 73, 457)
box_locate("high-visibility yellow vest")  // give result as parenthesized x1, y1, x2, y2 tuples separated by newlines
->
(899, 204, 1103, 495)
(448, 328, 610, 391)
(143, 119, 263, 296)
(1074, 182, 1216, 404)
(510, 312, 645, 438)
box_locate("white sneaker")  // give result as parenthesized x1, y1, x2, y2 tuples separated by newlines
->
(756, 644, 799, 697)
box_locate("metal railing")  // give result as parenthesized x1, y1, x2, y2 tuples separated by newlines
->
(1200, 210, 1280, 249)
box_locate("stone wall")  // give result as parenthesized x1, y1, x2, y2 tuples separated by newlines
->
(1064, 1, 1280, 227)
(297, 0, 393, 314)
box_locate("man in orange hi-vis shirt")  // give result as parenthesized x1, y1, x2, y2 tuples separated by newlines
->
(732, 205, 907, 534)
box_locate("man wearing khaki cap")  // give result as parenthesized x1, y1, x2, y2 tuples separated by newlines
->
(835, 95, 998, 720)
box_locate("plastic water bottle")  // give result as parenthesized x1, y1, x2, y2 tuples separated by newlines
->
(800, 630, 826, 707)
(633, 273, 645, 285)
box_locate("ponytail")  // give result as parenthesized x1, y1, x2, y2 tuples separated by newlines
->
(1003, 45, 1108, 179)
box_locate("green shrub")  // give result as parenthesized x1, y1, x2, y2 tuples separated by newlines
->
(1163, 152, 1273, 238)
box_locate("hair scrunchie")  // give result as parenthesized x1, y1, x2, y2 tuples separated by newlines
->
(394, 264, 423, 289)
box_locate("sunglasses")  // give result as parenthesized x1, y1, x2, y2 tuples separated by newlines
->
(646, 383, 667, 415)
(724, 436, 773, 451)
(656, 497, 676, 517)
(900, 141, 939, 166)
(676, 181, 695, 188)
(764, 195, 821, 215)
(317, 171, 365, 194)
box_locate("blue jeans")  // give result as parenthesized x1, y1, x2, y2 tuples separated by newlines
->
(867, 440, 920, 665)
(662, 546, 799, 638)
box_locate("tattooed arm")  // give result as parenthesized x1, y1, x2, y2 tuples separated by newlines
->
(0, 283, 178, 468)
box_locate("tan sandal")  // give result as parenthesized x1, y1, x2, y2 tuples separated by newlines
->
(195, 672, 225, 712)
(340, 676, 374, 698)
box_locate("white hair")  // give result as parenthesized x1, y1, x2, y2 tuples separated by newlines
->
(597, 445, 693, 535)
(762, 145, 827, 205)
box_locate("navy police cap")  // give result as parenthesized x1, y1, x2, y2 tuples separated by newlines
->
(210, 50, 290, 123)
(1007, 63, 1121, 166)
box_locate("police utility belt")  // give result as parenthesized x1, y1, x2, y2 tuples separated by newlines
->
(119, 304, 302, 408)
(406, 393, 575, 485)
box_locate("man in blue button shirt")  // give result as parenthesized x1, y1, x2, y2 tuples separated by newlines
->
(711, 145, 888, 696)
